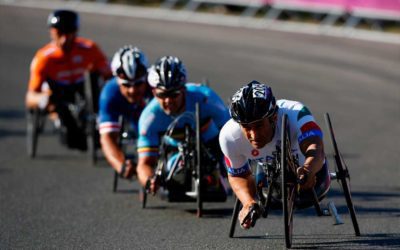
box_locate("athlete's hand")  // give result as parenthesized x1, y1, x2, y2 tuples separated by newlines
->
(297, 166, 316, 190)
(239, 202, 261, 229)
(145, 176, 159, 195)
(120, 160, 136, 179)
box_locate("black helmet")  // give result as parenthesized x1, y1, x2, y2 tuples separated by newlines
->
(230, 80, 278, 124)
(111, 45, 148, 83)
(47, 10, 79, 33)
(147, 56, 186, 91)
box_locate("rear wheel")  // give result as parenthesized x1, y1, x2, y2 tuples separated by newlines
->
(281, 114, 296, 248)
(325, 113, 360, 236)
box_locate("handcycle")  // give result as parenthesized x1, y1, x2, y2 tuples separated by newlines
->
(26, 71, 101, 159)
(228, 113, 360, 248)
(140, 103, 227, 217)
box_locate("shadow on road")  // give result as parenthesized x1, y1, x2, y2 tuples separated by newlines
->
(0, 109, 25, 119)
(185, 208, 233, 218)
(294, 233, 400, 249)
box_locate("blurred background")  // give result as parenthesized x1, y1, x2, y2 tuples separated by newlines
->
(77, 0, 400, 32)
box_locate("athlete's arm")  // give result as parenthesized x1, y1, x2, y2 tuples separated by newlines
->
(219, 122, 257, 215)
(25, 54, 49, 109)
(90, 42, 112, 80)
(137, 155, 158, 189)
(100, 131, 135, 178)
(298, 136, 325, 189)
(228, 173, 257, 207)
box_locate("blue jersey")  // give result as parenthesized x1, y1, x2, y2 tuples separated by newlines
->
(98, 78, 150, 135)
(137, 83, 229, 157)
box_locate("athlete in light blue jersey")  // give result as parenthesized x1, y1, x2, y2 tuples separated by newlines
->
(137, 83, 228, 157)
(99, 46, 152, 179)
(136, 56, 229, 194)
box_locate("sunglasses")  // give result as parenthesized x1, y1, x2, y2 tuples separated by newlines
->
(154, 90, 182, 99)
(119, 76, 146, 88)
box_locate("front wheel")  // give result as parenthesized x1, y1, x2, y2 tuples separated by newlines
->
(139, 186, 147, 209)
(195, 103, 203, 218)
(228, 197, 241, 238)
(281, 114, 296, 248)
(26, 109, 40, 158)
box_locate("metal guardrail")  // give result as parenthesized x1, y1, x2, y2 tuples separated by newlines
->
(161, 0, 400, 30)
(66, 0, 400, 30)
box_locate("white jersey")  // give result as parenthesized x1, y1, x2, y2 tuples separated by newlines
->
(219, 99, 323, 176)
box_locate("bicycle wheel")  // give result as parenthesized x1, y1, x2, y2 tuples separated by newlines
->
(195, 102, 203, 217)
(84, 71, 100, 165)
(89, 117, 98, 165)
(229, 197, 241, 237)
(325, 113, 360, 236)
(281, 114, 296, 248)
(139, 186, 147, 209)
(26, 109, 40, 158)
(112, 171, 119, 193)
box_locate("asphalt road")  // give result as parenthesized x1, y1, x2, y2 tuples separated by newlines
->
(1, 2, 399, 249)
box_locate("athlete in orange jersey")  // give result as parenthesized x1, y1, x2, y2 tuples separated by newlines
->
(25, 9, 112, 151)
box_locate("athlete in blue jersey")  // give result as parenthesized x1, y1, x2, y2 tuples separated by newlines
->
(136, 56, 229, 194)
(99, 46, 152, 179)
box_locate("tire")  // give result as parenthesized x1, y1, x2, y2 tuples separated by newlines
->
(281, 114, 295, 248)
(112, 171, 119, 193)
(89, 118, 98, 165)
(84, 71, 100, 166)
(229, 197, 241, 238)
(195, 103, 203, 218)
(324, 113, 360, 236)
(26, 109, 40, 158)
(140, 186, 147, 209)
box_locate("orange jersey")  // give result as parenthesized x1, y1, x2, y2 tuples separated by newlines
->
(28, 37, 111, 92)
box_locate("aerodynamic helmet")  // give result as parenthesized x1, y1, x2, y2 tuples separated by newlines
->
(47, 9, 79, 33)
(230, 80, 278, 124)
(147, 56, 187, 91)
(111, 45, 149, 84)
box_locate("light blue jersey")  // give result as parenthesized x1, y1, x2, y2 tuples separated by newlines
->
(137, 83, 229, 157)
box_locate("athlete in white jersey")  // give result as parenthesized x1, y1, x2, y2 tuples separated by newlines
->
(219, 80, 330, 229)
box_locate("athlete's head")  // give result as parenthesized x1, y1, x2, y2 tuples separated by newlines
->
(230, 80, 278, 148)
(148, 56, 187, 115)
(111, 45, 149, 103)
(47, 9, 79, 51)
(48, 10, 79, 33)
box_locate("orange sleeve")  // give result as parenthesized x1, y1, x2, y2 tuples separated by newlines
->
(90, 42, 112, 79)
(28, 52, 46, 92)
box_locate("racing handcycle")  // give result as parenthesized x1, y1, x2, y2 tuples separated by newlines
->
(26, 71, 101, 160)
(140, 103, 227, 217)
(228, 113, 360, 248)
